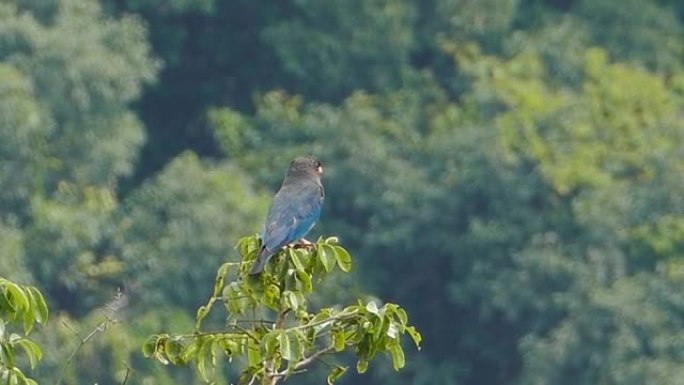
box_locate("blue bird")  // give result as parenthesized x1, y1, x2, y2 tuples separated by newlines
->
(249, 156, 324, 275)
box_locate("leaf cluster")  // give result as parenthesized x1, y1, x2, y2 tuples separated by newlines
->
(0, 278, 48, 385)
(143, 236, 421, 384)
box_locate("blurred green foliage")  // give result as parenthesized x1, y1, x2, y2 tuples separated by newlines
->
(0, 0, 683, 384)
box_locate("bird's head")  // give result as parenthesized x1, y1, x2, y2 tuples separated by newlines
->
(287, 156, 323, 179)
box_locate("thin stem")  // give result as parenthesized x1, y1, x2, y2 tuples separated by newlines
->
(263, 308, 291, 385)
(273, 346, 335, 379)
(120, 363, 131, 385)
(233, 319, 276, 325)
(289, 309, 359, 331)
(274, 309, 290, 329)
(229, 323, 261, 344)
(55, 317, 117, 385)
(172, 330, 253, 341)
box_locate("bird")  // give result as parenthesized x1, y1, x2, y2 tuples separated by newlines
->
(249, 156, 324, 275)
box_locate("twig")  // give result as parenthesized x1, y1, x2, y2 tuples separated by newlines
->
(263, 308, 292, 385)
(274, 309, 290, 329)
(55, 291, 125, 385)
(293, 346, 336, 373)
(55, 318, 115, 385)
(246, 373, 258, 385)
(173, 330, 252, 340)
(234, 319, 276, 325)
(229, 323, 261, 344)
(121, 362, 131, 385)
(273, 346, 335, 379)
(289, 309, 359, 331)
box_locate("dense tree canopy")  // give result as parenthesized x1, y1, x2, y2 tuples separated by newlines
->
(1, 0, 683, 384)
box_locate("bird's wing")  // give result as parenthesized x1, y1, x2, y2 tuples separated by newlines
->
(262, 181, 324, 252)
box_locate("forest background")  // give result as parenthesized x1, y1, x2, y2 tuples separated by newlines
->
(1, 0, 684, 384)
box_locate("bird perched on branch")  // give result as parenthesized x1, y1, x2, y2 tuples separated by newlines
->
(249, 156, 324, 275)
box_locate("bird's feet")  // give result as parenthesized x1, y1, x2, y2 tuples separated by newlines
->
(292, 238, 315, 250)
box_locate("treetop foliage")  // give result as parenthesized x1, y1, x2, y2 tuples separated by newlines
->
(144, 236, 421, 385)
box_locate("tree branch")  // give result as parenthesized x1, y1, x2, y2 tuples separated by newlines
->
(289, 309, 359, 331)
(272, 346, 336, 379)
(120, 362, 131, 385)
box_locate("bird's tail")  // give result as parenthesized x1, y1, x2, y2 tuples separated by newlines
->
(249, 247, 272, 275)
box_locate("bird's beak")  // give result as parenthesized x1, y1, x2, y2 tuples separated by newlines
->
(317, 165, 324, 175)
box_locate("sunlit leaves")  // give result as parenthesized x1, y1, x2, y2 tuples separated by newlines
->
(0, 278, 48, 385)
(317, 244, 337, 273)
(144, 235, 419, 383)
(462, 45, 684, 196)
(333, 246, 353, 273)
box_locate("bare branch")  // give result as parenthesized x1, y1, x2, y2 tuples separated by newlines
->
(121, 362, 131, 385)
(294, 346, 336, 372)
(55, 290, 125, 385)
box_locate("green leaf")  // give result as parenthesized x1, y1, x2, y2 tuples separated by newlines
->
(295, 270, 313, 293)
(247, 338, 261, 368)
(326, 366, 347, 384)
(332, 328, 346, 352)
(2, 342, 14, 367)
(278, 331, 292, 360)
(388, 342, 405, 370)
(356, 359, 368, 374)
(9, 333, 20, 343)
(224, 282, 245, 315)
(22, 309, 34, 335)
(218, 337, 239, 357)
(373, 316, 389, 342)
(265, 284, 281, 308)
(365, 301, 379, 316)
(406, 326, 422, 349)
(386, 322, 399, 339)
(28, 288, 47, 325)
(164, 338, 184, 365)
(12, 367, 28, 385)
(0, 319, 4, 338)
(0, 293, 13, 316)
(15, 339, 41, 369)
(333, 246, 352, 272)
(262, 332, 279, 357)
(289, 249, 306, 272)
(196, 306, 209, 329)
(5, 284, 29, 312)
(196, 339, 209, 382)
(282, 291, 300, 312)
(142, 336, 158, 357)
(394, 307, 408, 326)
(318, 244, 336, 272)
(153, 335, 170, 365)
(180, 339, 200, 363)
(213, 262, 231, 297)
(237, 235, 259, 260)
(285, 332, 302, 376)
